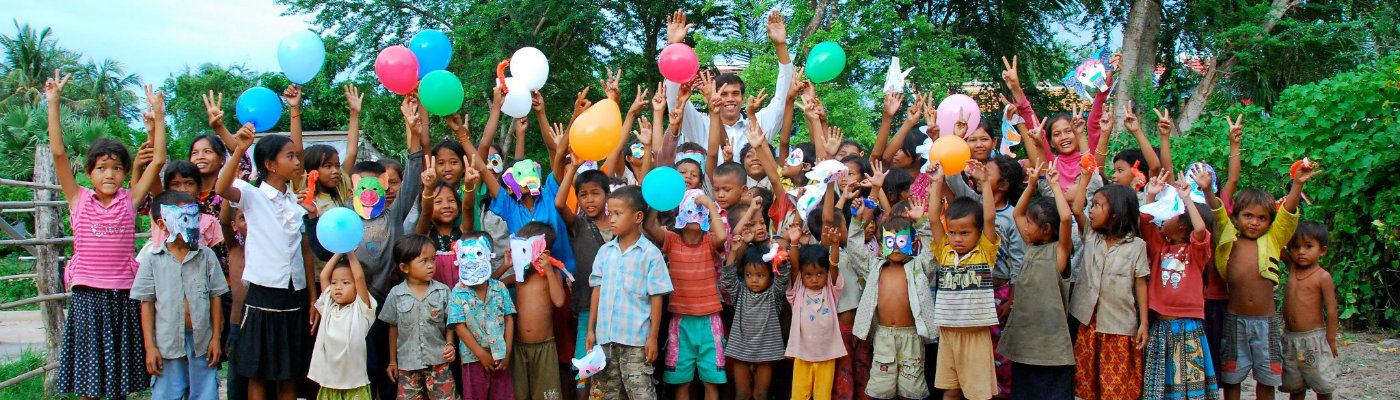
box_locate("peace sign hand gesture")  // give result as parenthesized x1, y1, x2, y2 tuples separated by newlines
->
(1153, 108, 1175, 137)
(1227, 114, 1244, 146)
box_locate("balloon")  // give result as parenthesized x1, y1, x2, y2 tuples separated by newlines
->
(499, 77, 531, 118)
(569, 99, 623, 161)
(641, 167, 686, 211)
(235, 87, 282, 132)
(928, 136, 972, 176)
(658, 43, 699, 83)
(375, 45, 420, 95)
(277, 30, 325, 84)
(511, 47, 550, 90)
(409, 29, 453, 78)
(317, 207, 365, 254)
(936, 94, 982, 138)
(805, 41, 847, 83)
(419, 70, 464, 116)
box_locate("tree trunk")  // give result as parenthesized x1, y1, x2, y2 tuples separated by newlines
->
(799, 0, 836, 54)
(1113, 0, 1163, 135)
(1176, 0, 1297, 132)
(32, 146, 64, 394)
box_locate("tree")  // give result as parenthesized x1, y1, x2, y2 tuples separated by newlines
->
(71, 58, 141, 120)
(0, 21, 79, 107)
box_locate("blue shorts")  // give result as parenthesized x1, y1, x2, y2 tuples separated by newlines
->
(662, 313, 727, 384)
(149, 331, 220, 400)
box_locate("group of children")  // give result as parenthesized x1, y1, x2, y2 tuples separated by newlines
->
(40, 9, 1341, 400)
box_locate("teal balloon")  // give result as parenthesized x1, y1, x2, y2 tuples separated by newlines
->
(805, 41, 847, 83)
(419, 70, 464, 116)
(277, 30, 325, 84)
(235, 87, 282, 132)
(641, 167, 685, 211)
(317, 207, 365, 254)
(409, 29, 452, 78)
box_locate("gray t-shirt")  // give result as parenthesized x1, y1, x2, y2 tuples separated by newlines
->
(359, 152, 424, 302)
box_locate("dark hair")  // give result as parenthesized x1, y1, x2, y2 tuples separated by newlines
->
(881, 214, 915, 232)
(738, 246, 770, 284)
(714, 73, 746, 97)
(1026, 196, 1060, 242)
(882, 167, 914, 203)
(428, 181, 462, 211)
(161, 160, 203, 191)
(518, 221, 557, 250)
(728, 202, 752, 228)
(303, 145, 340, 174)
(840, 155, 874, 213)
(797, 244, 831, 271)
(1046, 112, 1073, 133)
(351, 160, 386, 176)
(1112, 149, 1149, 176)
(946, 197, 984, 231)
(608, 185, 647, 215)
(188, 134, 229, 161)
(379, 157, 404, 176)
(430, 139, 468, 164)
(462, 230, 491, 244)
(576, 170, 612, 194)
(989, 155, 1023, 196)
(677, 142, 706, 155)
(738, 143, 773, 167)
(714, 162, 747, 182)
(84, 137, 132, 173)
(1093, 184, 1140, 239)
(1293, 221, 1330, 247)
(838, 140, 864, 155)
(675, 158, 706, 187)
(750, 187, 774, 227)
(1232, 189, 1277, 218)
(899, 130, 928, 163)
(150, 190, 198, 222)
(252, 135, 294, 182)
(393, 234, 434, 266)
(1181, 202, 1218, 245)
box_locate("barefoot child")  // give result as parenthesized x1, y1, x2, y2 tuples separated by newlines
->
(379, 235, 457, 399)
(506, 222, 568, 400)
(1069, 183, 1150, 400)
(450, 229, 517, 400)
(999, 165, 1075, 400)
(308, 251, 376, 399)
(1280, 222, 1338, 399)
(557, 165, 614, 397)
(721, 198, 790, 400)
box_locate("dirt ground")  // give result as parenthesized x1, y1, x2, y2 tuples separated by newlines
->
(1237, 330, 1400, 399)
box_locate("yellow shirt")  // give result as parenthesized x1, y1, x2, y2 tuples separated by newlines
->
(930, 235, 1001, 327)
(1212, 206, 1299, 284)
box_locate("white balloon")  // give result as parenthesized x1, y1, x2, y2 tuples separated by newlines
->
(501, 77, 531, 118)
(511, 47, 550, 90)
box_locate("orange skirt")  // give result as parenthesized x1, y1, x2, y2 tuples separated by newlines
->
(1073, 319, 1143, 400)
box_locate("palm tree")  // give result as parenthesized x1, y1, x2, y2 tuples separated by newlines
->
(0, 21, 79, 107)
(72, 58, 141, 119)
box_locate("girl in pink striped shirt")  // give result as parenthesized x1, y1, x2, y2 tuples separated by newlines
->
(44, 70, 166, 399)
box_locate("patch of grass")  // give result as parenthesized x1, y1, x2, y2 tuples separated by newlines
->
(0, 348, 53, 400)
(0, 256, 37, 311)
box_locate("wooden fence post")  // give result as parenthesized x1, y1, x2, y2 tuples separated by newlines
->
(32, 146, 65, 394)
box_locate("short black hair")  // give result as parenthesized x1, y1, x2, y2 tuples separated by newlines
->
(351, 160, 386, 176)
(252, 134, 293, 182)
(989, 155, 1024, 196)
(1025, 196, 1060, 242)
(379, 157, 404, 176)
(84, 137, 131, 173)
(750, 187, 774, 226)
(429, 181, 462, 205)
(882, 167, 914, 202)
(838, 140, 864, 154)
(714, 73, 746, 96)
(608, 185, 647, 215)
(188, 134, 228, 160)
(899, 130, 927, 162)
(714, 162, 747, 182)
(738, 143, 773, 166)
(1232, 188, 1277, 219)
(675, 158, 706, 187)
(518, 221, 557, 250)
(302, 144, 340, 173)
(806, 210, 844, 244)
(150, 190, 199, 222)
(1093, 184, 1141, 239)
(790, 142, 816, 166)
(576, 170, 612, 194)
(796, 244, 831, 271)
(677, 142, 706, 155)
(162, 160, 202, 191)
(430, 139, 467, 162)
(1112, 149, 1149, 177)
(738, 245, 770, 284)
(1293, 221, 1330, 247)
(393, 234, 433, 266)
(945, 197, 984, 230)
(881, 214, 915, 232)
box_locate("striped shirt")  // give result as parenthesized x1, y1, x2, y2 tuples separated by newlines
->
(66, 188, 139, 290)
(661, 231, 722, 316)
(590, 237, 673, 347)
(932, 235, 1000, 328)
(719, 260, 788, 362)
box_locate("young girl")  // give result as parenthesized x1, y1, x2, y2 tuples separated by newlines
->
(217, 124, 316, 400)
(1069, 183, 1149, 400)
(49, 74, 165, 399)
(379, 234, 458, 399)
(785, 224, 845, 400)
(308, 251, 376, 399)
(1000, 165, 1075, 400)
(720, 199, 789, 400)
(417, 156, 480, 286)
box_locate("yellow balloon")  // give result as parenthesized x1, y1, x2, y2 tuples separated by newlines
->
(929, 136, 971, 175)
(569, 99, 622, 162)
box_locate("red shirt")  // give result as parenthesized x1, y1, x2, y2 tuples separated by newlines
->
(1141, 215, 1213, 319)
(661, 231, 723, 316)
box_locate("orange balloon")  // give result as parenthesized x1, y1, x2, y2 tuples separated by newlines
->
(569, 99, 622, 161)
(928, 136, 971, 175)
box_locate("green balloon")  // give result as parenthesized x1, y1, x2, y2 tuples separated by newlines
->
(419, 70, 464, 116)
(806, 41, 847, 83)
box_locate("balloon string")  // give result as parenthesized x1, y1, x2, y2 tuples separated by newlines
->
(496, 59, 511, 94)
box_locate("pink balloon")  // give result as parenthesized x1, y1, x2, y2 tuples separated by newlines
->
(658, 43, 699, 83)
(375, 45, 420, 95)
(936, 94, 982, 138)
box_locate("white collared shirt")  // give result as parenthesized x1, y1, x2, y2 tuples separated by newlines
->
(666, 61, 795, 164)
(232, 179, 309, 290)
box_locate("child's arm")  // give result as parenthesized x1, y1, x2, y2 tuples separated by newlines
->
(283, 85, 303, 150)
(634, 118, 655, 181)
(343, 85, 363, 166)
(44, 70, 82, 203)
(401, 96, 424, 155)
(318, 253, 343, 291)
(547, 122, 569, 184)
(699, 194, 727, 250)
(743, 122, 784, 195)
(1322, 275, 1339, 356)
(459, 166, 479, 232)
(348, 251, 370, 309)
(387, 326, 400, 380)
(872, 92, 902, 159)
(977, 163, 999, 243)
(546, 262, 566, 309)
(1154, 108, 1175, 177)
(646, 294, 663, 363)
(555, 161, 578, 227)
(533, 90, 555, 155)
(1049, 169, 1073, 275)
(477, 87, 505, 158)
(501, 314, 514, 372)
(1175, 176, 1207, 237)
(585, 288, 600, 350)
(1135, 275, 1148, 350)
(454, 323, 494, 368)
(415, 159, 437, 235)
(1022, 117, 1049, 170)
(471, 151, 503, 201)
(140, 301, 161, 375)
(130, 84, 167, 206)
(927, 162, 947, 243)
(1013, 163, 1041, 240)
(201, 90, 236, 148)
(881, 92, 925, 162)
(642, 209, 668, 246)
(512, 118, 527, 160)
(214, 124, 256, 204)
(1121, 105, 1161, 174)
(605, 85, 651, 176)
(1222, 115, 1244, 207)
(1281, 162, 1319, 214)
(1063, 165, 1090, 235)
(1093, 106, 1114, 169)
(703, 73, 723, 174)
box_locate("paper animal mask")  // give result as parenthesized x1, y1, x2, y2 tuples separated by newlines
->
(159, 204, 201, 245)
(785, 148, 805, 167)
(805, 160, 849, 185)
(510, 234, 548, 281)
(630, 143, 646, 159)
(673, 189, 711, 231)
(882, 226, 917, 257)
(1186, 162, 1218, 195)
(453, 236, 493, 286)
(503, 160, 543, 200)
(1061, 47, 1118, 100)
(572, 344, 607, 379)
(882, 57, 915, 94)
(351, 174, 387, 219)
(485, 154, 505, 175)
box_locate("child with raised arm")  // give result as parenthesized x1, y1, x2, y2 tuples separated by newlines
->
(133, 190, 231, 400)
(785, 221, 846, 400)
(308, 251, 377, 399)
(1280, 222, 1339, 400)
(721, 197, 790, 400)
(48, 73, 165, 399)
(1069, 180, 1150, 400)
(504, 222, 568, 400)
(998, 164, 1075, 400)
(586, 186, 674, 400)
(556, 163, 615, 398)
(450, 230, 517, 400)
(379, 234, 457, 399)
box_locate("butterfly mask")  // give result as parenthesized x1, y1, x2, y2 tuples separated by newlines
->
(160, 204, 201, 245)
(503, 160, 543, 200)
(486, 154, 505, 175)
(351, 174, 387, 219)
(510, 234, 548, 281)
(784, 148, 806, 167)
(881, 226, 918, 257)
(453, 236, 493, 286)
(673, 189, 710, 231)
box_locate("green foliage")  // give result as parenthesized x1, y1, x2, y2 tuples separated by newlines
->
(0, 256, 37, 310)
(0, 349, 49, 399)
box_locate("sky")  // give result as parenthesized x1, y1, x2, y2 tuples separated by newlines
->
(1, 0, 313, 86)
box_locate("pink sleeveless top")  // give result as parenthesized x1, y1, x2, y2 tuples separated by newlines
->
(66, 188, 139, 290)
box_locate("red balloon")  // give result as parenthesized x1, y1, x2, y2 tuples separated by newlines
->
(375, 45, 420, 95)
(658, 43, 699, 83)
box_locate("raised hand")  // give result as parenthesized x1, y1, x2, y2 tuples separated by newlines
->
(233, 123, 256, 150)
(573, 87, 591, 116)
(666, 10, 693, 44)
(866, 160, 890, 188)
(281, 84, 302, 109)
(1192, 166, 1213, 192)
(765, 10, 787, 45)
(786, 67, 807, 101)
(1024, 116, 1049, 143)
(721, 141, 734, 163)
(1044, 160, 1061, 184)
(1001, 56, 1021, 94)
(1227, 114, 1244, 145)
(1174, 171, 1193, 199)
(1145, 169, 1169, 199)
(1069, 103, 1086, 135)
(1153, 108, 1174, 136)
(882, 92, 904, 118)
(744, 121, 766, 149)
(143, 84, 165, 116)
(401, 96, 422, 131)
(1026, 162, 1046, 183)
(903, 94, 924, 125)
(629, 85, 650, 115)
(133, 141, 155, 170)
(491, 86, 505, 110)
(549, 122, 568, 148)
(1122, 104, 1142, 133)
(668, 103, 685, 131)
(965, 159, 988, 182)
(532, 90, 547, 114)
(954, 108, 971, 137)
(1099, 102, 1115, 134)
(43, 69, 71, 102)
(461, 163, 482, 186)
(636, 117, 654, 147)
(344, 84, 364, 114)
(201, 90, 225, 128)
(1295, 161, 1322, 184)
(926, 161, 945, 185)
(825, 126, 844, 154)
(446, 113, 471, 140)
(421, 155, 439, 187)
(650, 81, 667, 113)
(909, 195, 927, 220)
(783, 219, 804, 244)
(746, 88, 770, 119)
(600, 69, 622, 102)
(513, 118, 528, 137)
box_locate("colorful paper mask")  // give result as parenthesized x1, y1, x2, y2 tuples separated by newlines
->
(351, 174, 387, 219)
(502, 160, 542, 200)
(882, 57, 915, 94)
(1186, 162, 1218, 194)
(881, 226, 917, 256)
(805, 160, 849, 185)
(630, 143, 646, 159)
(510, 234, 548, 281)
(673, 189, 711, 231)
(1061, 46, 1117, 100)
(159, 204, 201, 245)
(676, 151, 707, 174)
(1000, 104, 1023, 157)
(486, 154, 505, 175)
(784, 148, 805, 167)
(572, 344, 607, 380)
(794, 183, 827, 222)
(453, 236, 493, 286)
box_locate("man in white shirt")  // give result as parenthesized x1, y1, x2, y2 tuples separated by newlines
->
(664, 10, 795, 164)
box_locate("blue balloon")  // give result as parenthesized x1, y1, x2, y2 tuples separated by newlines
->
(410, 29, 453, 78)
(277, 30, 325, 84)
(317, 207, 365, 254)
(235, 87, 282, 132)
(641, 167, 686, 211)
